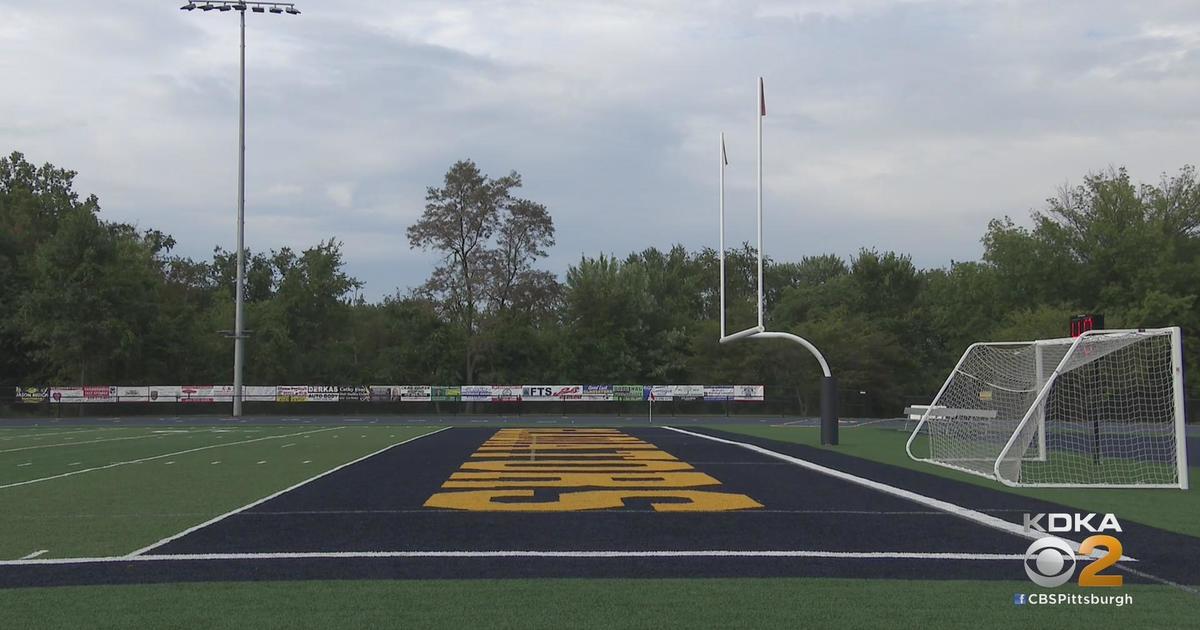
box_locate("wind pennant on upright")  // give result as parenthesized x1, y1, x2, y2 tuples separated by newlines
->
(759, 77, 766, 116)
(721, 134, 728, 166)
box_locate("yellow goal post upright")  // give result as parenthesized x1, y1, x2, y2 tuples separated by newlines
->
(717, 77, 839, 445)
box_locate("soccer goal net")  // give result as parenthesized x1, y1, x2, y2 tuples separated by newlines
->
(905, 328, 1188, 489)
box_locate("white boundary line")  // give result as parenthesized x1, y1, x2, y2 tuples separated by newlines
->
(664, 426, 1136, 560)
(126, 426, 451, 557)
(0, 549, 1030, 566)
(0, 427, 340, 490)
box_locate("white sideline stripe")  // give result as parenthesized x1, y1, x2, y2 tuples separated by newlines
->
(664, 426, 1137, 561)
(19, 550, 48, 560)
(126, 427, 451, 557)
(0, 549, 1029, 566)
(0, 427, 339, 490)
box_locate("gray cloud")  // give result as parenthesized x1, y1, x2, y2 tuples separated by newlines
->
(3, 1, 1200, 298)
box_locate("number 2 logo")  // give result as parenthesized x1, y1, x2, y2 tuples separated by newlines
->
(1077, 535, 1123, 587)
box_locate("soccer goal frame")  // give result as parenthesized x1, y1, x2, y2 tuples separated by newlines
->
(717, 78, 839, 445)
(905, 328, 1189, 489)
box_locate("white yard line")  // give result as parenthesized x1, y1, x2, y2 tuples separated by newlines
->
(0, 549, 1031, 566)
(0, 428, 123, 441)
(19, 549, 48, 560)
(0, 433, 172, 454)
(126, 427, 450, 557)
(0, 428, 340, 490)
(663, 426, 1135, 560)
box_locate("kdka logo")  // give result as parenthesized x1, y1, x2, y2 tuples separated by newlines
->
(1023, 513, 1122, 534)
(1022, 513, 1125, 589)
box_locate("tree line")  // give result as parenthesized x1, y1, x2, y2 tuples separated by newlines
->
(2, 151, 1197, 416)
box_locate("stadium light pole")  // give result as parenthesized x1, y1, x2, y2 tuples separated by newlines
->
(181, 1, 301, 417)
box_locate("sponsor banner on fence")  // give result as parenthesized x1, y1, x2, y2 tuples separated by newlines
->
(582, 385, 613, 401)
(461, 385, 492, 402)
(491, 386, 522, 402)
(400, 386, 432, 402)
(179, 385, 214, 403)
(613, 385, 644, 402)
(308, 385, 340, 402)
(15, 387, 47, 403)
(276, 385, 308, 403)
(83, 386, 117, 402)
(51, 387, 85, 403)
(671, 385, 705, 401)
(704, 385, 735, 402)
(115, 386, 150, 402)
(245, 386, 278, 402)
(148, 385, 181, 402)
(734, 385, 765, 401)
(370, 386, 398, 402)
(521, 385, 555, 401)
(431, 386, 461, 402)
(15, 387, 49, 403)
(649, 385, 673, 401)
(339, 386, 369, 401)
(521, 385, 582, 401)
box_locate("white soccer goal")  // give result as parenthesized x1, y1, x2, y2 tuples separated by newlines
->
(905, 328, 1189, 489)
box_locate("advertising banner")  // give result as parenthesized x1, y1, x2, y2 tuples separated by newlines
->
(671, 385, 705, 401)
(733, 385, 765, 402)
(612, 385, 644, 401)
(244, 386, 278, 402)
(649, 385, 673, 401)
(431, 386, 461, 402)
(115, 386, 150, 402)
(490, 386, 522, 402)
(83, 386, 117, 402)
(582, 385, 613, 401)
(461, 385, 492, 402)
(179, 385, 214, 403)
(400, 385, 432, 402)
(308, 386, 340, 402)
(553, 385, 583, 401)
(148, 385, 181, 402)
(276, 385, 308, 402)
(521, 385, 556, 401)
(15, 387, 48, 403)
(50, 388, 85, 403)
(704, 385, 735, 402)
(339, 386, 369, 401)
(369, 385, 398, 402)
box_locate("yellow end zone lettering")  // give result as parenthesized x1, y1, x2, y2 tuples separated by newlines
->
(424, 429, 762, 512)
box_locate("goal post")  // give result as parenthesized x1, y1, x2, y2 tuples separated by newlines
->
(907, 328, 1189, 489)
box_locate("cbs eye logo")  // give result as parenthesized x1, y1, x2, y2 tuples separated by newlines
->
(1024, 535, 1124, 588)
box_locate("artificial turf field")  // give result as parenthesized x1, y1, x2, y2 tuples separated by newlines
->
(0, 420, 1197, 629)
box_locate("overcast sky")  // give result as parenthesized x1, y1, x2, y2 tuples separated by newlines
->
(3, 1, 1199, 299)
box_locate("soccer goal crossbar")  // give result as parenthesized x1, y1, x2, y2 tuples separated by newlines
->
(905, 328, 1189, 489)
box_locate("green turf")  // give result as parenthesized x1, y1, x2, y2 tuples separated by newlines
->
(0, 578, 1195, 629)
(707, 424, 1200, 538)
(0, 425, 441, 559)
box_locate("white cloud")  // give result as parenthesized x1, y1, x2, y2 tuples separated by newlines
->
(3, 0, 1200, 298)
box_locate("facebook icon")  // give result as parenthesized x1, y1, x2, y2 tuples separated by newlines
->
(1013, 594, 1027, 606)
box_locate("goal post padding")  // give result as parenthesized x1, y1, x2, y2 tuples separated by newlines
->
(906, 328, 1188, 489)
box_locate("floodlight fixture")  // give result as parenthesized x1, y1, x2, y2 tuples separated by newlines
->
(179, 0, 301, 417)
